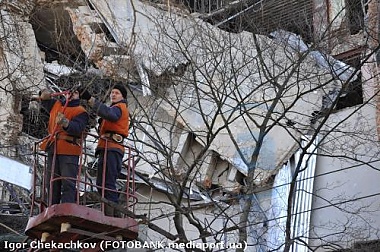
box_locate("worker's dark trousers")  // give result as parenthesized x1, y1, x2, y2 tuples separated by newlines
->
(46, 153, 79, 205)
(96, 150, 122, 203)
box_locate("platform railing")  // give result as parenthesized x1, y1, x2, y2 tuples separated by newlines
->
(29, 131, 138, 218)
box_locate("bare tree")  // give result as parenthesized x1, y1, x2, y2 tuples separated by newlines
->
(113, 1, 380, 251)
(1, 0, 380, 252)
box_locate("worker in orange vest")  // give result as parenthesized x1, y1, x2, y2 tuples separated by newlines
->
(38, 88, 89, 205)
(79, 84, 129, 216)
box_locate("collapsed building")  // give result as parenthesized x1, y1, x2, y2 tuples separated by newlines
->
(0, 0, 380, 251)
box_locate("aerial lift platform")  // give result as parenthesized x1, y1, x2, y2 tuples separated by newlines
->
(25, 134, 138, 251)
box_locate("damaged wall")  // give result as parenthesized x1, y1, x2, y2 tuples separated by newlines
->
(69, 0, 339, 185)
(310, 104, 380, 249)
(0, 0, 378, 250)
(313, 0, 366, 55)
(0, 2, 45, 158)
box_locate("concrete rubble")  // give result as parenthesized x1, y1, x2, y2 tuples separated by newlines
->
(0, 0, 348, 195)
(0, 0, 378, 250)
(0, 0, 365, 200)
(65, 0, 339, 187)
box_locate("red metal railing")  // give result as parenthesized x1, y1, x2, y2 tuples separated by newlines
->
(29, 132, 138, 218)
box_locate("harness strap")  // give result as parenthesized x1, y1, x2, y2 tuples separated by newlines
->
(56, 135, 81, 145)
(101, 132, 124, 143)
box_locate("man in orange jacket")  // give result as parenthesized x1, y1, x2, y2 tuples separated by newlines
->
(79, 84, 129, 216)
(39, 88, 89, 205)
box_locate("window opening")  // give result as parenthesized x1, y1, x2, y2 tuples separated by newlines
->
(335, 51, 363, 110)
(346, 0, 368, 35)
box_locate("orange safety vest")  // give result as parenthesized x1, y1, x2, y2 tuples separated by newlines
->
(97, 102, 129, 153)
(40, 101, 87, 156)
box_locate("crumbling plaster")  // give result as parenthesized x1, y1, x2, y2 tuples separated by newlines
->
(62, 0, 342, 189)
(0, 0, 378, 249)
(1, 0, 366, 191)
(0, 4, 44, 157)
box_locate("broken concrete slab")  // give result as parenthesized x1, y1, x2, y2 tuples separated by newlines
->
(68, 0, 336, 185)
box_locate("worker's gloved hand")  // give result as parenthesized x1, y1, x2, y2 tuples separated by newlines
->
(40, 89, 52, 100)
(55, 112, 69, 128)
(77, 87, 92, 101)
